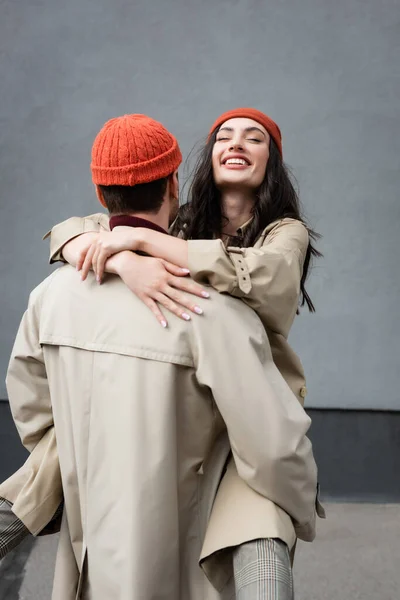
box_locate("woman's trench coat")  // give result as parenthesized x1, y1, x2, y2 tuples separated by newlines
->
(0, 216, 324, 597)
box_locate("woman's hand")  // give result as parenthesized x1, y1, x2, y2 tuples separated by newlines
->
(61, 232, 100, 268)
(105, 252, 210, 327)
(76, 229, 209, 326)
(78, 229, 140, 281)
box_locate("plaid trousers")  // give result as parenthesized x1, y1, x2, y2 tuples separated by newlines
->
(0, 498, 30, 560)
(0, 497, 64, 561)
(233, 538, 294, 600)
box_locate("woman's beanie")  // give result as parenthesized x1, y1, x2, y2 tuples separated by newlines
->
(208, 108, 282, 157)
(91, 114, 182, 188)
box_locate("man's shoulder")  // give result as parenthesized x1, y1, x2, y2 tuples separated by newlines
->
(28, 268, 66, 306)
(193, 287, 265, 339)
(38, 266, 195, 368)
(29, 264, 88, 304)
(39, 264, 139, 315)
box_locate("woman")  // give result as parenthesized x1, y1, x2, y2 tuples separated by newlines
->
(53, 108, 319, 401)
(47, 108, 322, 599)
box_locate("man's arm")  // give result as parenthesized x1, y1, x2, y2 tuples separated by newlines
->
(191, 295, 318, 537)
(6, 279, 54, 452)
(0, 275, 63, 552)
(0, 427, 63, 536)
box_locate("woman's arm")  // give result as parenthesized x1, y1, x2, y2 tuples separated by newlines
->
(138, 228, 188, 268)
(188, 218, 309, 338)
(45, 213, 110, 264)
(77, 218, 308, 336)
(122, 221, 309, 338)
(46, 216, 209, 325)
(80, 227, 189, 280)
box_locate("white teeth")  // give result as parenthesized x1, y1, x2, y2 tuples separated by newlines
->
(225, 158, 248, 165)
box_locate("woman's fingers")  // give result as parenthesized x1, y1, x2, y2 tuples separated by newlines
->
(94, 247, 109, 282)
(162, 261, 191, 277)
(161, 263, 210, 299)
(74, 233, 100, 272)
(168, 276, 210, 299)
(76, 249, 86, 273)
(80, 244, 97, 281)
(162, 285, 204, 316)
(92, 247, 101, 281)
(142, 297, 168, 328)
(154, 292, 193, 322)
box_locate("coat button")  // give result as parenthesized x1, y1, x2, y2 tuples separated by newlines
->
(300, 386, 307, 399)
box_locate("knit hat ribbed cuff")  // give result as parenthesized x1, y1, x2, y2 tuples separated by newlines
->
(91, 142, 182, 186)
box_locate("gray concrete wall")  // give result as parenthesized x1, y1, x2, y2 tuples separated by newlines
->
(1, 0, 399, 409)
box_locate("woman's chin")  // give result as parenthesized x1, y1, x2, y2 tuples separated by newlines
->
(217, 175, 257, 191)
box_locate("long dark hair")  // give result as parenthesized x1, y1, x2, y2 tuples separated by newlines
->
(171, 130, 321, 312)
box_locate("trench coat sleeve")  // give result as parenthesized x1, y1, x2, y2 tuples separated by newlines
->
(188, 219, 309, 337)
(43, 213, 110, 264)
(191, 302, 318, 536)
(6, 279, 53, 451)
(3, 274, 63, 534)
(0, 428, 63, 535)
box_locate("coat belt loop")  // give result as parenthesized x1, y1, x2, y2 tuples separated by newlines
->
(228, 249, 252, 294)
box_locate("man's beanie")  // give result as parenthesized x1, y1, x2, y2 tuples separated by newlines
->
(91, 114, 182, 192)
(208, 108, 282, 157)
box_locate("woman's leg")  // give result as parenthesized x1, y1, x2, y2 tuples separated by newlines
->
(233, 538, 294, 600)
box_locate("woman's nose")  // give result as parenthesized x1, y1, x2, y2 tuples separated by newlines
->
(229, 140, 244, 151)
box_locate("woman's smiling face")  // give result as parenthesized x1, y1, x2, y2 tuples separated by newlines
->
(212, 117, 270, 191)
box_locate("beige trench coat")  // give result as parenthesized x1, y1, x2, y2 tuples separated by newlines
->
(44, 214, 320, 577)
(5, 264, 318, 599)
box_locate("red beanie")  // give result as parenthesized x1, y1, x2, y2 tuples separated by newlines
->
(91, 114, 182, 195)
(208, 108, 282, 157)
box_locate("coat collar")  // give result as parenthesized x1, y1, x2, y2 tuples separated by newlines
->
(236, 218, 285, 238)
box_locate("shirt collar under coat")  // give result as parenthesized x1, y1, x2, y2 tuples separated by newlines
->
(109, 215, 168, 235)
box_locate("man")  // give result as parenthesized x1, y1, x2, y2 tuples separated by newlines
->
(1, 114, 318, 599)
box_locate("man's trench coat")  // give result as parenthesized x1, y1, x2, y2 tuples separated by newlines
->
(3, 259, 318, 599)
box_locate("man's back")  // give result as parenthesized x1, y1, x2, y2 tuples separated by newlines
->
(7, 264, 316, 599)
(37, 265, 227, 598)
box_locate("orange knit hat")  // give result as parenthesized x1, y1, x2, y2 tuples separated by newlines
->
(91, 114, 182, 196)
(208, 108, 282, 157)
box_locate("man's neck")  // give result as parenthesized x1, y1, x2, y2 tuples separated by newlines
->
(220, 190, 254, 236)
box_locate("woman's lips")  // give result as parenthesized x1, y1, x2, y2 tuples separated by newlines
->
(221, 157, 251, 169)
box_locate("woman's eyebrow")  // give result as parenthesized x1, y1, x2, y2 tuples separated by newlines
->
(244, 127, 266, 137)
(217, 126, 265, 137)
